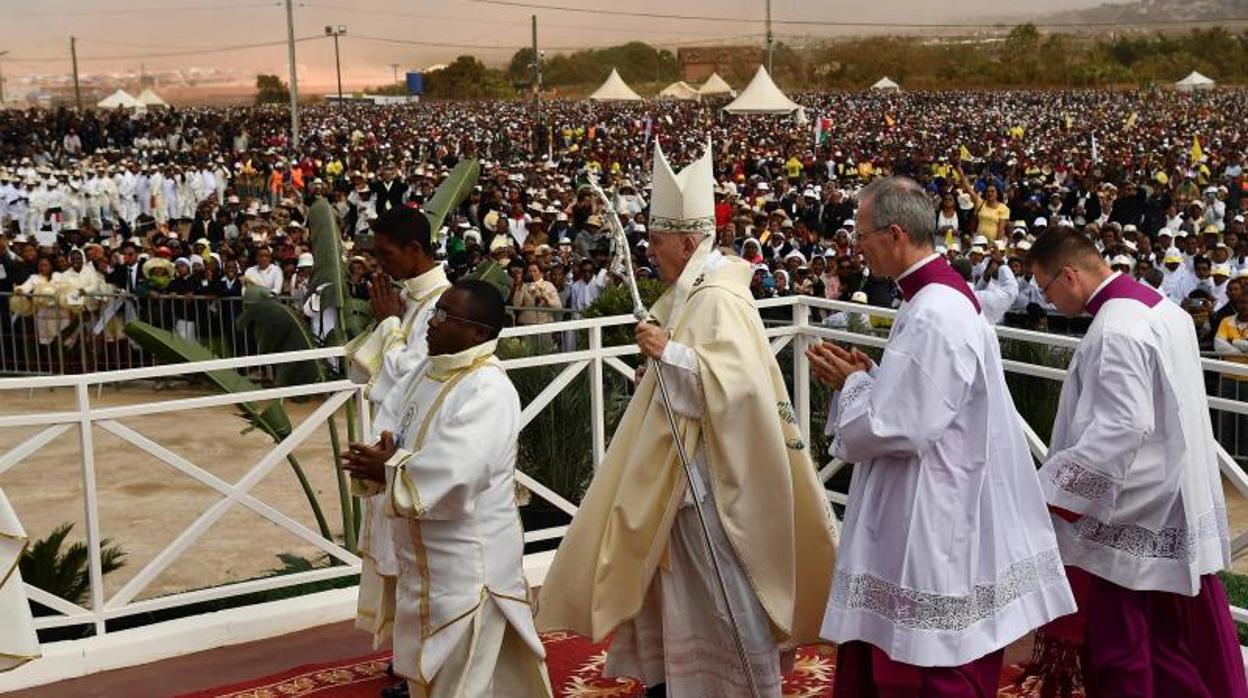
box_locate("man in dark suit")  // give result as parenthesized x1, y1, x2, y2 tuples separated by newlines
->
(369, 164, 408, 217)
(106, 242, 145, 293)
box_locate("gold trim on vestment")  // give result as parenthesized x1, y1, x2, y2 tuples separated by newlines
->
(0, 539, 30, 591)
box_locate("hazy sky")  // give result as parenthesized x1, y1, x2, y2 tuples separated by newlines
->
(0, 0, 1107, 88)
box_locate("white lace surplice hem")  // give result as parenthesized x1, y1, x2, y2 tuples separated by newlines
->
(603, 473, 787, 697)
(821, 548, 1076, 668)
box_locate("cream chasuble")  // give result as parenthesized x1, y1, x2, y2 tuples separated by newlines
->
(537, 237, 837, 661)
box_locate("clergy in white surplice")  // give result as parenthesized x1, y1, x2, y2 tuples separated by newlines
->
(537, 141, 837, 697)
(808, 177, 1076, 697)
(344, 206, 450, 650)
(1, 486, 40, 673)
(342, 279, 551, 698)
(1028, 227, 1247, 698)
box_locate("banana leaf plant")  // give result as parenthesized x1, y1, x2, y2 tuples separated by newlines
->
(307, 197, 372, 347)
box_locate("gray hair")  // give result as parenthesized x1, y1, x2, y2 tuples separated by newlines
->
(856, 176, 936, 248)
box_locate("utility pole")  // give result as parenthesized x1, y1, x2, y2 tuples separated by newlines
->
(0, 51, 8, 107)
(765, 0, 774, 75)
(531, 15, 541, 121)
(326, 25, 346, 105)
(70, 37, 82, 110)
(389, 62, 400, 87)
(284, 0, 299, 149)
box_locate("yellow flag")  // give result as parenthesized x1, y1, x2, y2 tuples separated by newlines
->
(1192, 135, 1204, 162)
(1064, 113, 1072, 130)
(959, 144, 973, 162)
(884, 114, 896, 128)
(1125, 111, 1138, 130)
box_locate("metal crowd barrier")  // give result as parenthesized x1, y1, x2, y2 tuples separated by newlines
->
(0, 291, 310, 379)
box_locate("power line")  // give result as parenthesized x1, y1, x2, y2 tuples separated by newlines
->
(300, 2, 751, 36)
(0, 2, 280, 19)
(467, 0, 1248, 29)
(351, 30, 764, 52)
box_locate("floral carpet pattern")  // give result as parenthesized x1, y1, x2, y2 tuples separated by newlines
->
(177, 633, 1078, 698)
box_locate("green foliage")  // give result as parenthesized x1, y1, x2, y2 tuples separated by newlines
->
(423, 159, 481, 233)
(20, 523, 125, 607)
(235, 286, 327, 385)
(305, 198, 371, 343)
(514, 42, 679, 88)
(805, 26, 1248, 89)
(580, 279, 667, 352)
(423, 57, 515, 100)
(1000, 339, 1072, 448)
(254, 74, 290, 105)
(1218, 570, 1248, 644)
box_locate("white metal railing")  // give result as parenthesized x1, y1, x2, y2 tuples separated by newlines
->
(2, 295, 1248, 681)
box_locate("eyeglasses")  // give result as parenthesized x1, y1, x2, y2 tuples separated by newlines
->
(1039, 266, 1072, 300)
(850, 224, 891, 245)
(431, 306, 495, 331)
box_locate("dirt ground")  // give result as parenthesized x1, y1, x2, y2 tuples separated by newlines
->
(5, 380, 1248, 609)
(0, 380, 354, 603)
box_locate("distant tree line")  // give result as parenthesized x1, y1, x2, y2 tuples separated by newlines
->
(260, 27, 1248, 104)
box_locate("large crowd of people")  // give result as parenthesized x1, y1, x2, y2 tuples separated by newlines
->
(1, 90, 1247, 372)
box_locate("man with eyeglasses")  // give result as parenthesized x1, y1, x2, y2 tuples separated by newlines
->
(807, 176, 1074, 697)
(343, 278, 552, 698)
(1028, 226, 1245, 697)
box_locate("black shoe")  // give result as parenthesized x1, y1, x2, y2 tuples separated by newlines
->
(645, 683, 667, 698)
(380, 680, 410, 698)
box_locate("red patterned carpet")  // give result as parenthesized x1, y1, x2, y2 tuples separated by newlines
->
(175, 632, 1077, 698)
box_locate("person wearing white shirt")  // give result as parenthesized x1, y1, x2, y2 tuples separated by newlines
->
(808, 177, 1074, 696)
(1160, 247, 1196, 302)
(567, 260, 609, 314)
(243, 248, 283, 294)
(971, 257, 1019, 324)
(342, 279, 552, 697)
(1211, 263, 1232, 310)
(1029, 228, 1245, 698)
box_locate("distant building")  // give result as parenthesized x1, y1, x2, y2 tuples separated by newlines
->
(678, 47, 765, 82)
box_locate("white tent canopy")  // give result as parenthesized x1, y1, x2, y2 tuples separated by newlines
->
(698, 72, 733, 96)
(722, 65, 800, 115)
(136, 88, 169, 108)
(588, 68, 643, 102)
(870, 76, 901, 92)
(658, 80, 700, 101)
(96, 89, 140, 110)
(1175, 71, 1215, 92)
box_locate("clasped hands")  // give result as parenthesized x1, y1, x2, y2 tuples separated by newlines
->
(341, 430, 398, 484)
(806, 341, 873, 391)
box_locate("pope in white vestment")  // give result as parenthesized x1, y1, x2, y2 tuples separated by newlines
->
(1028, 227, 1247, 698)
(343, 280, 550, 698)
(539, 142, 836, 697)
(343, 205, 450, 649)
(810, 177, 1074, 696)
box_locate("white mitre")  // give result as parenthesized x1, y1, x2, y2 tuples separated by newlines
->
(649, 141, 715, 235)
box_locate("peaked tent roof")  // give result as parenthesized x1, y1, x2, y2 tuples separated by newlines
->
(723, 66, 800, 115)
(698, 72, 733, 96)
(1175, 71, 1215, 91)
(870, 76, 900, 91)
(136, 88, 169, 107)
(658, 80, 700, 101)
(97, 89, 140, 109)
(589, 68, 643, 102)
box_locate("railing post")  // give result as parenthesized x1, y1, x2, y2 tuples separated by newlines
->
(793, 299, 812, 447)
(589, 322, 605, 469)
(75, 381, 106, 636)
